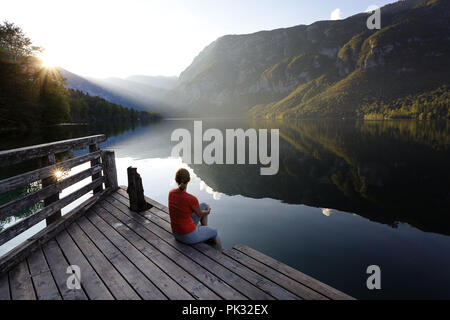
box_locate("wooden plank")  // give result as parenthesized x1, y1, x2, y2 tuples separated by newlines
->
(223, 248, 327, 300)
(195, 243, 300, 300)
(66, 222, 140, 300)
(27, 248, 61, 300)
(115, 190, 345, 300)
(0, 135, 106, 167)
(41, 153, 61, 225)
(101, 197, 245, 300)
(149, 206, 171, 222)
(104, 195, 271, 300)
(101, 151, 118, 191)
(92, 204, 219, 300)
(0, 187, 110, 275)
(111, 191, 132, 206)
(118, 186, 168, 213)
(113, 192, 169, 224)
(139, 203, 300, 299)
(9, 260, 36, 300)
(75, 214, 167, 300)
(233, 244, 355, 300)
(115, 191, 172, 226)
(0, 151, 101, 194)
(149, 202, 326, 300)
(55, 229, 113, 300)
(0, 177, 104, 246)
(41, 239, 88, 300)
(111, 194, 301, 300)
(142, 207, 302, 299)
(0, 273, 10, 300)
(116, 188, 350, 300)
(0, 165, 103, 221)
(82, 212, 192, 300)
(89, 144, 103, 195)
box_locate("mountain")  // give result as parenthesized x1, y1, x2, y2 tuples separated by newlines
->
(59, 68, 178, 115)
(126, 75, 178, 90)
(169, 0, 450, 119)
(58, 68, 134, 108)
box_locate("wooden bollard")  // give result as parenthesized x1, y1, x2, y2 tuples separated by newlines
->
(127, 167, 151, 212)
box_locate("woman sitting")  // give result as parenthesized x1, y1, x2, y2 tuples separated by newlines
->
(168, 168, 222, 249)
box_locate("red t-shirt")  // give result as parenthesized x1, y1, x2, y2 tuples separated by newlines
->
(168, 188, 199, 234)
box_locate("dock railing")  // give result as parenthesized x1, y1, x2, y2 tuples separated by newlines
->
(0, 135, 118, 273)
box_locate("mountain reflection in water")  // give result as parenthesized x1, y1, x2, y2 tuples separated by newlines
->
(106, 119, 450, 235)
(1, 119, 449, 299)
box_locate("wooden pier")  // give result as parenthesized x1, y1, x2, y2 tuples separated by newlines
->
(0, 135, 354, 300)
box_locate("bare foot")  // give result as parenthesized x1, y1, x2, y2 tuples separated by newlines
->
(213, 237, 222, 252)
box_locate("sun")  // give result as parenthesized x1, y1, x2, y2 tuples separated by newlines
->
(39, 52, 59, 69)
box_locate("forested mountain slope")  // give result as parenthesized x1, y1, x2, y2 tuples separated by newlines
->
(169, 0, 449, 119)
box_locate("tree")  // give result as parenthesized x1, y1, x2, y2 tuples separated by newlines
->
(0, 21, 41, 61)
(1, 21, 160, 130)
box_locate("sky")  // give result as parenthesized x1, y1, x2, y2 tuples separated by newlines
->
(1, 0, 397, 78)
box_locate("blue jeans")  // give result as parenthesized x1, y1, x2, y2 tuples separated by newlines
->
(173, 203, 218, 244)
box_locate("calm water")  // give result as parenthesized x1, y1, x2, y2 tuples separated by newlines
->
(1, 119, 450, 299)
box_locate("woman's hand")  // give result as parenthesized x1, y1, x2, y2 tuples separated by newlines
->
(202, 207, 211, 216)
(194, 205, 211, 218)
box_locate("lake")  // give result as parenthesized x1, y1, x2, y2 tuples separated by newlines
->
(1, 119, 450, 299)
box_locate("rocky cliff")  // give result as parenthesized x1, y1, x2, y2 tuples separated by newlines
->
(169, 0, 450, 119)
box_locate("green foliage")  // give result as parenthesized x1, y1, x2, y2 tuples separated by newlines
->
(359, 85, 450, 120)
(67, 89, 161, 124)
(337, 31, 367, 67)
(250, 75, 335, 118)
(0, 21, 161, 131)
(36, 69, 71, 125)
(247, 0, 450, 120)
(0, 21, 41, 60)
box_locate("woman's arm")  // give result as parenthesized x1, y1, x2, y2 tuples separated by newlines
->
(193, 205, 211, 218)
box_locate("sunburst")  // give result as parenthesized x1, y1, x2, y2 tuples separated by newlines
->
(38, 51, 59, 69)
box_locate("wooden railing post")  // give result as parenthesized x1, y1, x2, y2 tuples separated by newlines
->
(89, 143, 103, 194)
(41, 153, 61, 225)
(127, 167, 150, 212)
(102, 150, 118, 191)
(0, 134, 108, 258)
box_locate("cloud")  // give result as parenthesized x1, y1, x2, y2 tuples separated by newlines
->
(330, 8, 343, 20)
(199, 181, 222, 200)
(322, 208, 332, 217)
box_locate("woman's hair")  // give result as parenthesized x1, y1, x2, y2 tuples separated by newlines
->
(175, 168, 190, 191)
